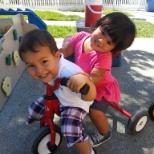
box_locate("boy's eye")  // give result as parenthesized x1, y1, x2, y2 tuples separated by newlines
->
(27, 64, 34, 68)
(42, 60, 48, 64)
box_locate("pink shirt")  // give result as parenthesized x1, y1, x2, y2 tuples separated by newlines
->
(70, 32, 121, 103)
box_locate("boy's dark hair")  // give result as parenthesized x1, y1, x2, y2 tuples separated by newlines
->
(19, 29, 58, 60)
(95, 12, 136, 54)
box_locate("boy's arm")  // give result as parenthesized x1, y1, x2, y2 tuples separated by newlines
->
(67, 74, 96, 101)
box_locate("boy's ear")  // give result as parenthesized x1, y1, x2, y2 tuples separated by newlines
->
(55, 51, 60, 59)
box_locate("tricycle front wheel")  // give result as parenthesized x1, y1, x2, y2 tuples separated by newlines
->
(31, 125, 63, 154)
(127, 108, 148, 135)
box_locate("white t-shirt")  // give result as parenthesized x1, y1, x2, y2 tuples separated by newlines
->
(48, 54, 93, 113)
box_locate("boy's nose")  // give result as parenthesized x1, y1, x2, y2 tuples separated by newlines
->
(36, 66, 44, 74)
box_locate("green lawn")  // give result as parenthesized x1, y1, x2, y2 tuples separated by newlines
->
(34, 10, 154, 38)
(0, 10, 154, 38)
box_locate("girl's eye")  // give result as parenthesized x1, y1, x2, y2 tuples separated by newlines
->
(102, 31, 105, 35)
(107, 41, 111, 45)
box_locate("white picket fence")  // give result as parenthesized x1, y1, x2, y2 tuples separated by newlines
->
(1, 0, 147, 11)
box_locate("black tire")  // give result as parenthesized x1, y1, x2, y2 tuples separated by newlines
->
(148, 103, 154, 121)
(127, 108, 148, 135)
(31, 125, 63, 154)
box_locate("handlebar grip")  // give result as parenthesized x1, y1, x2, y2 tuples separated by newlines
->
(79, 84, 90, 95)
(60, 77, 90, 95)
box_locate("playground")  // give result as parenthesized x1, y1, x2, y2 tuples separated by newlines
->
(0, 7, 154, 154)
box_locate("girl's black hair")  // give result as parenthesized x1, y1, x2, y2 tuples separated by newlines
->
(19, 29, 58, 60)
(95, 12, 136, 54)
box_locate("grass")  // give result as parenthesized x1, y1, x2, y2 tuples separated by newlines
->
(34, 10, 82, 21)
(0, 9, 154, 38)
(34, 10, 154, 38)
(134, 20, 154, 38)
(47, 26, 77, 38)
(103, 9, 134, 17)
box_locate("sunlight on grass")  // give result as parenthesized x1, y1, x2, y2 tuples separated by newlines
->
(34, 10, 83, 21)
(103, 9, 134, 17)
(47, 25, 77, 38)
(134, 20, 154, 38)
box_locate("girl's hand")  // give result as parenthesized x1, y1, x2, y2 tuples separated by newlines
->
(66, 73, 90, 93)
(66, 73, 96, 101)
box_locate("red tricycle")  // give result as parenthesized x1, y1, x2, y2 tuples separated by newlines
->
(30, 78, 90, 154)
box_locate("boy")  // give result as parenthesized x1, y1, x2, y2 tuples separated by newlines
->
(19, 29, 96, 154)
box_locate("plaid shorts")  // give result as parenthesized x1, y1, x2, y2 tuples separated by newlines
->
(27, 95, 45, 125)
(59, 104, 88, 147)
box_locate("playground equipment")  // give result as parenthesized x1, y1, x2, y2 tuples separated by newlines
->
(0, 8, 46, 111)
(146, 0, 154, 12)
(0, 8, 47, 30)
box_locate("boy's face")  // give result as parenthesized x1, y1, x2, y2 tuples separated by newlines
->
(22, 46, 60, 83)
(90, 26, 115, 53)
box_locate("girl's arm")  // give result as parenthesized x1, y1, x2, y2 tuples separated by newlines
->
(59, 37, 74, 58)
(89, 67, 106, 85)
(67, 74, 96, 101)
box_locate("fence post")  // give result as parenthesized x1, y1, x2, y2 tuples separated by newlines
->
(83, 0, 85, 5)
(57, 0, 60, 10)
(3, 0, 10, 6)
(137, 0, 141, 10)
(29, 0, 35, 8)
(113, 0, 116, 10)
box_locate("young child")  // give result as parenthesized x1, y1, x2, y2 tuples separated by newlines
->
(18, 29, 97, 154)
(60, 12, 136, 147)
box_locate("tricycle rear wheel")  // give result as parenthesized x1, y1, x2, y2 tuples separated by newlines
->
(127, 108, 148, 135)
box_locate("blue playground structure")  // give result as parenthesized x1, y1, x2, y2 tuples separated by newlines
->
(0, 8, 47, 30)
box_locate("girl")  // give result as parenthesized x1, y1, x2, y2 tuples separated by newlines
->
(60, 12, 136, 147)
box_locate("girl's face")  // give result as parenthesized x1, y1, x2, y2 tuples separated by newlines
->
(22, 46, 60, 83)
(90, 26, 116, 53)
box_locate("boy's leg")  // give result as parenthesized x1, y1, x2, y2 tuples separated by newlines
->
(59, 105, 95, 154)
(89, 99, 111, 147)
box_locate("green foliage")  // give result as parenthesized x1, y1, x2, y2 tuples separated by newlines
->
(0, 9, 154, 38)
(134, 20, 154, 38)
(0, 15, 14, 19)
(103, 9, 134, 17)
(34, 10, 83, 21)
(47, 25, 77, 38)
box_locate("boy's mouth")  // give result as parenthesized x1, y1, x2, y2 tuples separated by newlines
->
(39, 73, 49, 79)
